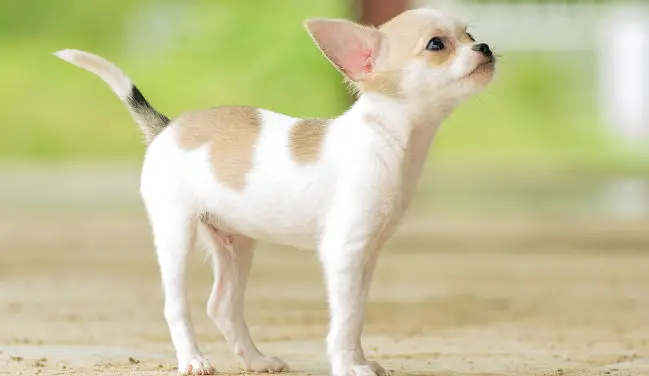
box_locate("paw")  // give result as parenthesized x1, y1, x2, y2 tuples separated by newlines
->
(335, 361, 388, 376)
(178, 357, 216, 375)
(244, 355, 288, 373)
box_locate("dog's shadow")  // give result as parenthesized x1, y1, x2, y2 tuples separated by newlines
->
(276, 371, 504, 376)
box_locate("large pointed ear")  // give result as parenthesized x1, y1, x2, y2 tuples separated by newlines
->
(304, 18, 383, 82)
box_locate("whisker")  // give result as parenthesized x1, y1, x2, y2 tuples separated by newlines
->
(476, 96, 487, 109)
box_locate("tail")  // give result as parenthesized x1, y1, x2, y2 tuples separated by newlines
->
(53, 49, 170, 144)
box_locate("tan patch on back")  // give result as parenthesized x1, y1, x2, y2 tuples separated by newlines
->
(289, 118, 329, 164)
(175, 106, 261, 191)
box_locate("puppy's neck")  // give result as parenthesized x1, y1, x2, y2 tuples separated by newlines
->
(347, 92, 455, 149)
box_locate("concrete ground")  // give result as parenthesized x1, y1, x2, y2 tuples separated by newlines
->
(2, 166, 649, 376)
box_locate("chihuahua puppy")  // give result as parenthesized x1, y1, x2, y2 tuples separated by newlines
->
(54, 7, 494, 376)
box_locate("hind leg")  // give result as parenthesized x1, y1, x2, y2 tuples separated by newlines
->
(147, 206, 215, 375)
(202, 226, 288, 373)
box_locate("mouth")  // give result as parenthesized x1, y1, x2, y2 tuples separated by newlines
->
(466, 57, 496, 77)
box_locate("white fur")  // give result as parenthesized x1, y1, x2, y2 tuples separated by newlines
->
(55, 10, 493, 376)
(139, 94, 444, 376)
(54, 49, 132, 98)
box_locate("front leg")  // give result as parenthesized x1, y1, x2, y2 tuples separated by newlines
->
(319, 211, 387, 376)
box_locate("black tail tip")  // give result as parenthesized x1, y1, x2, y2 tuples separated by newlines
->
(128, 85, 149, 109)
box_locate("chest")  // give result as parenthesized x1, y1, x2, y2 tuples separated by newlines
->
(342, 126, 435, 241)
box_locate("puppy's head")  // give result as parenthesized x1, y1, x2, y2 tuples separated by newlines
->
(305, 8, 494, 105)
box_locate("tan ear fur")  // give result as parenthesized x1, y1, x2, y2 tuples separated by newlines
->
(304, 18, 383, 82)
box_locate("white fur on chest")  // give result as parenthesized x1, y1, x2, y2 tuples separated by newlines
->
(141, 97, 438, 251)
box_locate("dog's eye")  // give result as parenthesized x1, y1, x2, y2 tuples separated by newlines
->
(467, 32, 476, 42)
(426, 37, 445, 51)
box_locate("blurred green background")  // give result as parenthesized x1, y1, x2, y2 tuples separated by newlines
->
(4, 5, 649, 375)
(1, 0, 350, 161)
(2, 0, 648, 174)
(2, 0, 649, 250)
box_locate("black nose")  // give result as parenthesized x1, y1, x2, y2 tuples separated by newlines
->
(472, 43, 492, 57)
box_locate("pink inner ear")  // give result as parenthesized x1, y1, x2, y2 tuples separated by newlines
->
(358, 49, 374, 74)
(307, 19, 381, 81)
(336, 35, 377, 80)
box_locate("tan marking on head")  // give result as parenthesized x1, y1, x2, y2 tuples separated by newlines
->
(175, 106, 261, 191)
(305, 8, 473, 98)
(360, 9, 463, 96)
(362, 70, 402, 98)
(458, 32, 475, 44)
(422, 37, 455, 66)
(289, 118, 330, 164)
